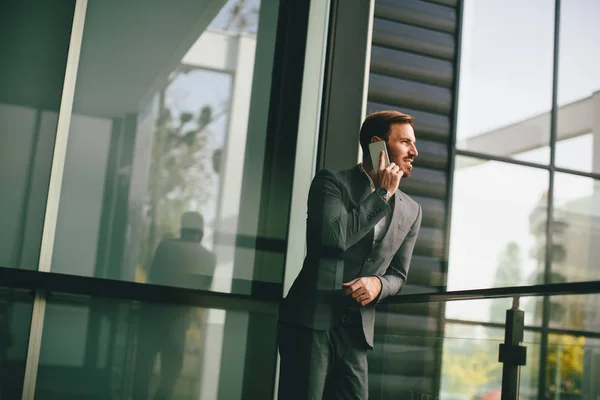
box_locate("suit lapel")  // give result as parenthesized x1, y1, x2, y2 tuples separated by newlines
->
(377, 191, 404, 250)
(349, 165, 375, 247)
(349, 165, 372, 203)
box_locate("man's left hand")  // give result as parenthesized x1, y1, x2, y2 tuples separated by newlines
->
(342, 276, 382, 306)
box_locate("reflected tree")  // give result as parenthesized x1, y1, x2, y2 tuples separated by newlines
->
(490, 242, 522, 322)
(139, 86, 226, 276)
(224, 0, 259, 33)
(546, 334, 585, 396)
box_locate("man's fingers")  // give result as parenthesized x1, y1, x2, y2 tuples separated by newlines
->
(349, 284, 364, 297)
(351, 287, 366, 300)
(356, 293, 371, 306)
(356, 292, 369, 302)
(343, 284, 360, 296)
(342, 278, 359, 287)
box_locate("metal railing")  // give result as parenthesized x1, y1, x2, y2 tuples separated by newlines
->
(1, 265, 599, 399)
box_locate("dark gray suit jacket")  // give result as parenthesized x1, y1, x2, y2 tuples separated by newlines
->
(279, 165, 422, 348)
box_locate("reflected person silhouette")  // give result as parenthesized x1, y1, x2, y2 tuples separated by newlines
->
(133, 212, 216, 399)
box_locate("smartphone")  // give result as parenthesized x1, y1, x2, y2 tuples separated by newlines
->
(368, 140, 390, 170)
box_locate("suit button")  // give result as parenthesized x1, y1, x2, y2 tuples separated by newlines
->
(367, 257, 373, 262)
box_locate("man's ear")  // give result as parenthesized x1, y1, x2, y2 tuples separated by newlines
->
(371, 136, 383, 143)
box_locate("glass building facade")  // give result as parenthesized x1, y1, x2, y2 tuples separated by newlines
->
(0, 0, 598, 399)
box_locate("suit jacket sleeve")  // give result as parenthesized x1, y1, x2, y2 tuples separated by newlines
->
(376, 203, 422, 302)
(307, 169, 391, 254)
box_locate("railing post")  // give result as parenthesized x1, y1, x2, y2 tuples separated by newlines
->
(499, 296, 527, 400)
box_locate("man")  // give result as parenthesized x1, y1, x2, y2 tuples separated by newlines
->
(278, 110, 422, 399)
(134, 211, 216, 399)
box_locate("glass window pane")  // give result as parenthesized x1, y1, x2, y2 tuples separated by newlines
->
(50, 0, 285, 295)
(546, 293, 600, 332)
(35, 293, 277, 399)
(456, 0, 554, 164)
(439, 324, 539, 399)
(0, 1, 75, 270)
(445, 297, 540, 327)
(448, 156, 549, 290)
(0, 288, 34, 398)
(542, 334, 599, 398)
(552, 174, 600, 283)
(556, 0, 600, 174)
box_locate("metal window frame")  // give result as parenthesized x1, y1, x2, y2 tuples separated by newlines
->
(21, 0, 89, 398)
(452, 0, 600, 398)
(14, 0, 317, 398)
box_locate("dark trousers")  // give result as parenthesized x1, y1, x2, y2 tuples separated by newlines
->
(277, 320, 369, 400)
(133, 306, 190, 399)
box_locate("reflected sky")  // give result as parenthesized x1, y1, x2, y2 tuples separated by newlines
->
(165, 69, 232, 248)
(448, 0, 600, 316)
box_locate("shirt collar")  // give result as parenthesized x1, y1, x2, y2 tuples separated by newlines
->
(358, 163, 375, 191)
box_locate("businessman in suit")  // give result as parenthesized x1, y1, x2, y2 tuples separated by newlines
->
(278, 110, 422, 399)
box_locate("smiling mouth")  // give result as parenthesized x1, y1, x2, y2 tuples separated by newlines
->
(405, 159, 414, 167)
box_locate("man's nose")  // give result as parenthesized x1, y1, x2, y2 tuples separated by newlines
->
(409, 146, 418, 157)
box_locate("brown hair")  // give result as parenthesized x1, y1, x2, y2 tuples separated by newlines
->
(359, 110, 414, 152)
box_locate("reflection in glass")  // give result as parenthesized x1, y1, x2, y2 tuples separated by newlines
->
(456, 0, 554, 163)
(448, 156, 549, 291)
(557, 0, 600, 174)
(552, 174, 600, 284)
(440, 324, 539, 399)
(534, 334, 600, 399)
(49, 0, 283, 294)
(34, 294, 277, 399)
(0, 289, 33, 398)
(0, 1, 75, 270)
(445, 297, 538, 326)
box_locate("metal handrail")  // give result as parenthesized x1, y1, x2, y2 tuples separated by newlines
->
(385, 280, 600, 304)
(1, 266, 598, 309)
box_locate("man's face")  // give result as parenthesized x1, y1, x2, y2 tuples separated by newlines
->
(385, 123, 418, 177)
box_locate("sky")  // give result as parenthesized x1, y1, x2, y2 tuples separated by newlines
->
(446, 0, 600, 321)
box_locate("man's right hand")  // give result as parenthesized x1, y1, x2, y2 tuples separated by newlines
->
(375, 150, 402, 195)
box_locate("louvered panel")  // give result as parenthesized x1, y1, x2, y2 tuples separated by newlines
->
(407, 255, 445, 286)
(378, 301, 443, 319)
(408, 255, 446, 286)
(376, 313, 440, 336)
(414, 227, 444, 259)
(374, 0, 456, 33)
(367, 102, 451, 142)
(369, 0, 457, 398)
(399, 167, 446, 199)
(373, 333, 441, 348)
(369, 374, 434, 394)
(370, 344, 437, 375)
(372, 18, 454, 60)
(412, 196, 446, 229)
(401, 284, 442, 294)
(412, 138, 449, 172)
(370, 46, 453, 87)
(369, 74, 452, 114)
(424, 0, 457, 8)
